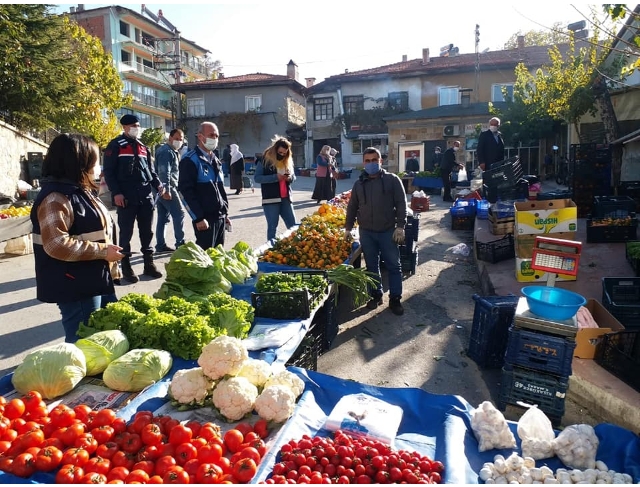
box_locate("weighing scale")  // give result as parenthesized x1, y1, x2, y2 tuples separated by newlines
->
(513, 297, 579, 337)
(530, 236, 582, 287)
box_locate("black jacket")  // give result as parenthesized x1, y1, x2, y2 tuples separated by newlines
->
(477, 129, 505, 169)
(441, 148, 458, 173)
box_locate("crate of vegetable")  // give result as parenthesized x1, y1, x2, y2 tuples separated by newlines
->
(626, 241, 640, 276)
(586, 216, 638, 243)
(252, 271, 329, 320)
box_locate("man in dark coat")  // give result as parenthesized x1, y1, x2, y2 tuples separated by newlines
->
(476, 117, 505, 171)
(405, 152, 420, 172)
(441, 141, 461, 202)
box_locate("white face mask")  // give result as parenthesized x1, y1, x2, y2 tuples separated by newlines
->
(127, 127, 140, 138)
(92, 163, 101, 180)
(171, 140, 182, 150)
(453, 147, 459, 152)
(489, 126, 499, 133)
(203, 137, 218, 152)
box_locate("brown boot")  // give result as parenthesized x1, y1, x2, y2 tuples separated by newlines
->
(142, 252, 162, 279)
(121, 256, 139, 283)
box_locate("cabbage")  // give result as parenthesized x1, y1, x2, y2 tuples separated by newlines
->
(75, 330, 130, 376)
(12, 343, 86, 399)
(103, 348, 172, 392)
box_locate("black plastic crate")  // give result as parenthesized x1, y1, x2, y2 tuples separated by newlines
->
(626, 242, 640, 277)
(498, 364, 567, 422)
(452, 215, 475, 231)
(311, 287, 339, 353)
(400, 239, 416, 255)
(483, 157, 523, 190)
(285, 327, 321, 371)
(468, 294, 519, 369)
(252, 270, 329, 320)
(593, 196, 637, 218)
(586, 218, 638, 243)
(401, 249, 418, 276)
(537, 190, 573, 201)
(475, 234, 515, 264)
(602, 277, 640, 328)
(405, 214, 420, 242)
(504, 327, 576, 377)
(595, 330, 640, 393)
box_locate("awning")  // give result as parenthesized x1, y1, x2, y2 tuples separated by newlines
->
(610, 127, 640, 145)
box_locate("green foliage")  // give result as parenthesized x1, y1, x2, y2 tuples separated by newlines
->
(503, 22, 568, 49)
(603, 4, 640, 76)
(140, 127, 165, 156)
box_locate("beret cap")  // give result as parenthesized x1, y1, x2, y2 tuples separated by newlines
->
(120, 114, 139, 125)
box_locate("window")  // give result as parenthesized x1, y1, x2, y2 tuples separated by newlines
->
(352, 140, 362, 154)
(141, 31, 154, 48)
(492, 83, 514, 102)
(313, 97, 333, 121)
(119, 21, 129, 37)
(343, 95, 364, 114)
(438, 86, 460, 106)
(388, 91, 408, 110)
(122, 80, 132, 92)
(246, 95, 262, 112)
(352, 138, 387, 154)
(187, 97, 205, 117)
(121, 50, 130, 63)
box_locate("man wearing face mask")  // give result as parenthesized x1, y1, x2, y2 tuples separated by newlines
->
(154, 128, 186, 253)
(344, 147, 407, 316)
(476, 116, 505, 171)
(103, 114, 165, 284)
(441, 140, 462, 202)
(178, 121, 230, 250)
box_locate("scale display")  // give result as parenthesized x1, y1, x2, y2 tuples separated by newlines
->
(530, 236, 582, 279)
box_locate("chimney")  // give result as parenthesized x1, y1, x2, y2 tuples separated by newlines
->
(517, 35, 525, 49)
(78, 4, 85, 11)
(286, 60, 298, 81)
(402, 55, 407, 62)
(70, 6, 76, 12)
(422, 48, 430, 64)
(305, 77, 316, 88)
(158, 9, 163, 17)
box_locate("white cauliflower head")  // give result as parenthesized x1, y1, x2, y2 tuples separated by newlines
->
(168, 367, 214, 406)
(264, 370, 304, 398)
(236, 358, 272, 387)
(211, 376, 258, 422)
(198, 335, 249, 380)
(254, 385, 296, 423)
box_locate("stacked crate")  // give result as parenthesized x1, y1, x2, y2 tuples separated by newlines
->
(499, 297, 579, 425)
(400, 214, 420, 275)
(450, 199, 476, 231)
(570, 143, 612, 218)
(587, 196, 638, 243)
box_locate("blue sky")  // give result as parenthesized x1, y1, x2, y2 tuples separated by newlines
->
(54, 3, 609, 82)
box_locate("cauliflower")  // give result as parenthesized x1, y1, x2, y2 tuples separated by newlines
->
(168, 367, 215, 408)
(236, 358, 272, 387)
(211, 376, 258, 421)
(254, 385, 296, 423)
(264, 370, 305, 398)
(198, 335, 248, 380)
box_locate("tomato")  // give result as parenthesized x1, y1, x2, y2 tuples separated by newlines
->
(24, 405, 48, 421)
(198, 443, 223, 463)
(121, 432, 143, 454)
(0, 456, 14, 474)
(148, 475, 164, 484)
(224, 429, 244, 453)
(107, 465, 130, 482)
(81, 471, 108, 484)
(91, 425, 115, 444)
(217, 455, 232, 475)
(95, 441, 119, 460)
(430, 471, 442, 483)
(93, 408, 116, 428)
(168, 424, 192, 446)
(21, 391, 43, 411)
(132, 460, 155, 476)
(41, 437, 64, 451)
(49, 404, 76, 428)
(34, 445, 63, 472)
(141, 423, 163, 446)
(21, 428, 45, 449)
(62, 447, 90, 467)
(233, 457, 257, 483)
(183, 458, 201, 477)
(239, 446, 261, 464)
(154, 455, 178, 477)
(75, 432, 99, 454)
(431, 460, 445, 473)
(12, 452, 37, 478)
(184, 420, 201, 437)
(138, 444, 161, 462)
(248, 438, 267, 458)
(1, 428, 17, 442)
(163, 465, 190, 484)
(4, 398, 26, 420)
(126, 468, 151, 483)
(56, 464, 85, 483)
(196, 463, 223, 484)
(59, 422, 86, 447)
(111, 451, 136, 471)
(175, 442, 198, 466)
(197, 424, 220, 442)
(0, 416, 10, 435)
(108, 417, 126, 435)
(253, 419, 269, 439)
(159, 442, 176, 458)
(235, 422, 253, 437)
(84, 456, 111, 475)
(128, 414, 152, 435)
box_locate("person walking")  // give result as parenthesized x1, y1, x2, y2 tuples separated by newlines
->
(221, 144, 232, 177)
(31, 133, 123, 342)
(311, 145, 337, 204)
(254, 135, 297, 242)
(154, 128, 186, 253)
(441, 140, 462, 202)
(178, 121, 231, 250)
(103, 114, 164, 283)
(476, 116, 505, 171)
(229, 143, 245, 195)
(344, 147, 407, 316)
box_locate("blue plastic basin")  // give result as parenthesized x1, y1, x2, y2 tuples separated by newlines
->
(521, 286, 586, 321)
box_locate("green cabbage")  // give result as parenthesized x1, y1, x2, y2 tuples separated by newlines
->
(12, 343, 87, 399)
(75, 330, 130, 376)
(102, 348, 172, 392)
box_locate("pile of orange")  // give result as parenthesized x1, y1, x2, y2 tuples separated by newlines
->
(311, 203, 346, 229)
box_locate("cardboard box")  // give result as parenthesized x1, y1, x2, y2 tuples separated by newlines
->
(515, 257, 576, 282)
(574, 299, 625, 359)
(514, 232, 577, 258)
(515, 199, 578, 235)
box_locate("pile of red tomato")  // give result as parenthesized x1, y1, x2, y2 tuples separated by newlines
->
(0, 391, 269, 483)
(267, 430, 445, 484)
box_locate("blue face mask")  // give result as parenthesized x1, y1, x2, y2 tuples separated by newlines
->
(364, 162, 380, 175)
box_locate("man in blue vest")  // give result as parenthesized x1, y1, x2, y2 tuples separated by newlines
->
(178, 122, 230, 250)
(103, 114, 165, 283)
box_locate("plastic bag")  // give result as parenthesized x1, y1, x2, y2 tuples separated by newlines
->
(470, 401, 517, 452)
(458, 167, 467, 181)
(448, 243, 470, 256)
(516, 404, 555, 460)
(553, 424, 599, 469)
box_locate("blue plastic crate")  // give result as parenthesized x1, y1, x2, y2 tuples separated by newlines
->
(490, 201, 516, 219)
(476, 199, 490, 219)
(505, 327, 576, 377)
(468, 294, 519, 369)
(450, 199, 477, 217)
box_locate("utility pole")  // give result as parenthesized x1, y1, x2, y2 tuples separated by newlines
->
(474, 24, 480, 103)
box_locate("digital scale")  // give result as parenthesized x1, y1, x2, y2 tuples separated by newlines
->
(513, 297, 579, 337)
(530, 236, 582, 287)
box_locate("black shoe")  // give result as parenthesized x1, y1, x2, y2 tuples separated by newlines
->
(234, 190, 241, 195)
(366, 296, 383, 310)
(121, 257, 139, 283)
(389, 297, 404, 316)
(143, 253, 163, 279)
(156, 245, 175, 253)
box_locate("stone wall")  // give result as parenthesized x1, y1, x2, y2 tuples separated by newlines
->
(0, 121, 49, 197)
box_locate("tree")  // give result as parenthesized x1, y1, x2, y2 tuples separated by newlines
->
(503, 22, 569, 49)
(140, 127, 166, 158)
(602, 4, 640, 76)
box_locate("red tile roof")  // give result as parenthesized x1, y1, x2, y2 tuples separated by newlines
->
(173, 73, 305, 92)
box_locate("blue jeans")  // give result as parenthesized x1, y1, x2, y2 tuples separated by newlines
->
(57, 294, 118, 343)
(156, 197, 185, 249)
(263, 199, 297, 241)
(359, 228, 402, 299)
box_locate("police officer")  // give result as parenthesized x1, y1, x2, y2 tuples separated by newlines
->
(103, 114, 165, 283)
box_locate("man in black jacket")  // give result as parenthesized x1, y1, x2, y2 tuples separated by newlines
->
(476, 117, 505, 171)
(441, 141, 462, 202)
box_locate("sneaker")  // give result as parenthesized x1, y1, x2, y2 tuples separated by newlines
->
(389, 297, 404, 316)
(156, 245, 175, 253)
(366, 296, 383, 310)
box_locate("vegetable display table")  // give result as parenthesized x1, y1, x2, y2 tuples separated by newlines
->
(412, 176, 444, 190)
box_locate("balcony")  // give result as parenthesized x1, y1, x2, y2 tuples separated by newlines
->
(124, 90, 172, 111)
(120, 61, 170, 88)
(180, 56, 209, 78)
